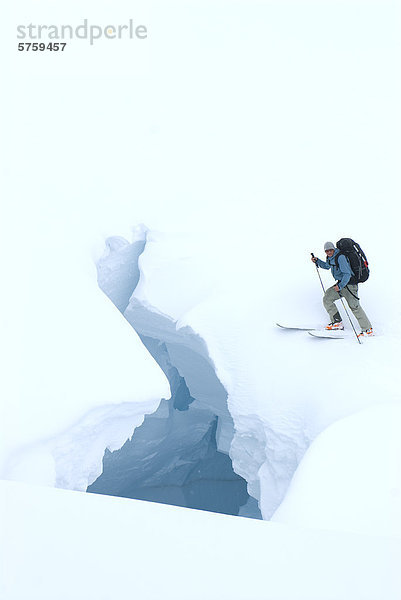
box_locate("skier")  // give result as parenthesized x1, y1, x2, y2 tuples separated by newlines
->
(311, 241, 373, 336)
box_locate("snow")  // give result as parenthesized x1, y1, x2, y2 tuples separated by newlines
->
(0, 248, 170, 487)
(272, 402, 401, 537)
(2, 480, 401, 600)
(2, 0, 401, 597)
(95, 229, 401, 521)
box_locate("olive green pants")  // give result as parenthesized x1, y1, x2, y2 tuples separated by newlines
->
(323, 284, 372, 331)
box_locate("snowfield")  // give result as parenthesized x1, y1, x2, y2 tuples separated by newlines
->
(2, 0, 401, 598)
(4, 225, 400, 527)
(272, 402, 401, 537)
(93, 227, 401, 525)
(2, 480, 401, 600)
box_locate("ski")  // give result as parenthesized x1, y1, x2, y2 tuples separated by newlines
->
(308, 331, 348, 340)
(277, 323, 360, 341)
(276, 323, 316, 331)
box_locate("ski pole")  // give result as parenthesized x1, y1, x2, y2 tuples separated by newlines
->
(311, 252, 361, 345)
(311, 253, 325, 293)
(339, 294, 362, 345)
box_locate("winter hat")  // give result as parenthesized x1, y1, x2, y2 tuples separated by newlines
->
(324, 241, 336, 251)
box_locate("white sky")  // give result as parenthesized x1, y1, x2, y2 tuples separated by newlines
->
(2, 0, 400, 239)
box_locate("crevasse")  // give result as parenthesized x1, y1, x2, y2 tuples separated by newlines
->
(87, 230, 262, 519)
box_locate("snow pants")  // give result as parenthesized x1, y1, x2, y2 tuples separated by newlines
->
(323, 284, 372, 331)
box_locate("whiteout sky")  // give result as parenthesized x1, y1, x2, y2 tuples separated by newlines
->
(2, 0, 400, 235)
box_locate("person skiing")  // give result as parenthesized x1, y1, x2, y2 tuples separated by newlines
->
(311, 241, 373, 336)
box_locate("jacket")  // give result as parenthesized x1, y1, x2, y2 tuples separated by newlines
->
(316, 249, 352, 290)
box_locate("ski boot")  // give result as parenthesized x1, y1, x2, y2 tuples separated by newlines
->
(358, 328, 374, 338)
(325, 321, 344, 331)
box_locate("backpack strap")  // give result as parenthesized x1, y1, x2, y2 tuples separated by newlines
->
(334, 252, 342, 270)
(354, 242, 369, 266)
(335, 251, 352, 271)
(345, 285, 360, 300)
(335, 253, 358, 288)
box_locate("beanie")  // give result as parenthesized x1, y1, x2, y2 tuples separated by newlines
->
(324, 241, 336, 251)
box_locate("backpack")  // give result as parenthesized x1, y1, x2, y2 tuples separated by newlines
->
(335, 238, 369, 285)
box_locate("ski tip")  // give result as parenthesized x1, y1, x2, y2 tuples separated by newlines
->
(276, 323, 316, 331)
(308, 331, 345, 339)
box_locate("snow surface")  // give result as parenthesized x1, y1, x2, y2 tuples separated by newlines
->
(0, 223, 170, 488)
(2, 0, 401, 597)
(93, 227, 401, 523)
(272, 402, 401, 537)
(2, 480, 400, 600)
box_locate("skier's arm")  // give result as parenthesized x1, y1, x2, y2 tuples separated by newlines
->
(316, 258, 330, 269)
(337, 254, 352, 289)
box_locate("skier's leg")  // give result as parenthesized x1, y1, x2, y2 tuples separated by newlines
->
(323, 286, 342, 322)
(341, 285, 372, 330)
